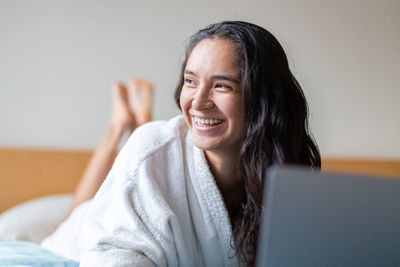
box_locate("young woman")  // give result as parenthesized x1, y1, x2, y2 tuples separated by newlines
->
(43, 21, 320, 266)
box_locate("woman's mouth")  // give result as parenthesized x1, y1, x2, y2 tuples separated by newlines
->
(192, 116, 224, 127)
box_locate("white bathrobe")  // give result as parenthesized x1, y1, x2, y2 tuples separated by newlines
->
(42, 115, 239, 267)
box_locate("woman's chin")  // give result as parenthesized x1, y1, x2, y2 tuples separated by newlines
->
(192, 138, 220, 152)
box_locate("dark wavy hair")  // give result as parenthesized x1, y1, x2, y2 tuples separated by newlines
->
(174, 21, 321, 266)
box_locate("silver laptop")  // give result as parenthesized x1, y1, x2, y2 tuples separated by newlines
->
(256, 165, 400, 266)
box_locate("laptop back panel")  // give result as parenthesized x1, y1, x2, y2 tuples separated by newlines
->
(257, 166, 400, 266)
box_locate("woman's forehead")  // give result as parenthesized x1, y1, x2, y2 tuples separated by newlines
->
(185, 39, 240, 78)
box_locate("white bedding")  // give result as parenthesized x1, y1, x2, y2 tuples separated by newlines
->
(0, 194, 73, 244)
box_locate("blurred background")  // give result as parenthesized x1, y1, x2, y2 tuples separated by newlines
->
(1, 0, 399, 159)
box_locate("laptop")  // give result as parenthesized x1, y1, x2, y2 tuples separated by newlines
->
(256, 165, 400, 266)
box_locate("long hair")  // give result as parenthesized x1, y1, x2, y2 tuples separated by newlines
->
(174, 21, 321, 266)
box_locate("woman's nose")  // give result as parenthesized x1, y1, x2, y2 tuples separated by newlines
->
(193, 85, 214, 110)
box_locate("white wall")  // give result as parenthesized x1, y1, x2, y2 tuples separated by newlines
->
(1, 0, 399, 158)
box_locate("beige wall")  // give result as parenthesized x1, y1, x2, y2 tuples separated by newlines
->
(0, 0, 399, 158)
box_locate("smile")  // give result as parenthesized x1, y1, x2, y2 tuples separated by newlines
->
(193, 116, 224, 127)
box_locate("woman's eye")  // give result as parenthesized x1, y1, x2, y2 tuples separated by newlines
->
(184, 77, 195, 85)
(215, 84, 232, 90)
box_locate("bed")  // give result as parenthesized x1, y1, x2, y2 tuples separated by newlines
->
(0, 148, 399, 264)
(1, 148, 400, 213)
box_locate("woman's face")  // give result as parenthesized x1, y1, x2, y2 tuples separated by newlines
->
(180, 38, 245, 156)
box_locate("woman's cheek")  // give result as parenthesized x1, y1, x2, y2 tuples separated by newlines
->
(179, 87, 192, 111)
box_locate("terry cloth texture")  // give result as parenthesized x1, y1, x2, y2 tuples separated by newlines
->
(42, 115, 239, 267)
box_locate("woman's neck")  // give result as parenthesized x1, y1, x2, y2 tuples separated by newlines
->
(204, 149, 245, 222)
(204, 150, 241, 189)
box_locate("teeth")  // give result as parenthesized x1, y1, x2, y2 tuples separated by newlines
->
(193, 116, 223, 126)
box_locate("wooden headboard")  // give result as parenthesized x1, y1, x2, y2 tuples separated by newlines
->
(1, 148, 399, 213)
(0, 149, 91, 213)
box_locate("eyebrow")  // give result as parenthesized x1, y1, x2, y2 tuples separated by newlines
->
(184, 69, 240, 84)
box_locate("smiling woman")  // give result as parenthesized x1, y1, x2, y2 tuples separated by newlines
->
(174, 21, 321, 265)
(39, 21, 320, 267)
(179, 39, 247, 240)
(180, 39, 245, 158)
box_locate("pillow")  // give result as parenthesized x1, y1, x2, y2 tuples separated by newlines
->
(0, 194, 73, 244)
(0, 241, 79, 266)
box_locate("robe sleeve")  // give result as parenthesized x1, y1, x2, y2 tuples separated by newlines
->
(77, 130, 178, 267)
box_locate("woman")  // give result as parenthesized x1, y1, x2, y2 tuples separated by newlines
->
(44, 21, 320, 266)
